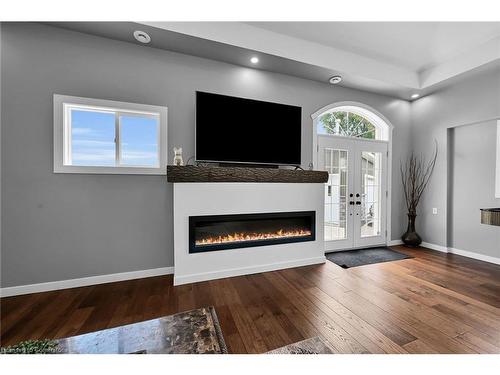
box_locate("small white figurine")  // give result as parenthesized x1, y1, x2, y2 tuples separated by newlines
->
(173, 147, 184, 166)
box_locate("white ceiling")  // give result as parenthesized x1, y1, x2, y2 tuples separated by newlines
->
(246, 22, 500, 72)
(144, 22, 500, 97)
(50, 21, 500, 100)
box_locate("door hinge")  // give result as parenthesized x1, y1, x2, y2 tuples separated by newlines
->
(385, 230, 387, 237)
(386, 190, 388, 197)
(317, 144, 319, 152)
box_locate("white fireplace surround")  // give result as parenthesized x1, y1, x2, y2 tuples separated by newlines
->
(173, 183, 325, 285)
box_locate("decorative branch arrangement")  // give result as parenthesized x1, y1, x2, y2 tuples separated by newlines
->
(400, 141, 438, 216)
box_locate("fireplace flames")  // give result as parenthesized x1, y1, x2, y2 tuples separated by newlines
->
(196, 229, 312, 246)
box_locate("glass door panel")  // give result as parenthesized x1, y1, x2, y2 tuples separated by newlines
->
(360, 151, 382, 237)
(353, 140, 387, 248)
(324, 148, 348, 241)
(318, 135, 355, 251)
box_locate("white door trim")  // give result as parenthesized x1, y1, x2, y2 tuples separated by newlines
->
(311, 101, 394, 247)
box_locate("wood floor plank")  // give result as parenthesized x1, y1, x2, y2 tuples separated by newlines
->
(432, 304, 500, 340)
(218, 278, 268, 353)
(53, 307, 95, 339)
(1, 291, 61, 344)
(306, 286, 408, 353)
(401, 265, 500, 307)
(1, 294, 43, 338)
(453, 332, 500, 354)
(245, 274, 305, 344)
(380, 261, 500, 315)
(403, 339, 439, 354)
(290, 267, 409, 353)
(230, 275, 295, 351)
(266, 271, 370, 353)
(348, 263, 475, 337)
(211, 304, 247, 354)
(320, 264, 479, 353)
(248, 273, 324, 348)
(1, 246, 499, 353)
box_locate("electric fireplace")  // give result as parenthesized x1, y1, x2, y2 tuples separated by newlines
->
(189, 211, 315, 253)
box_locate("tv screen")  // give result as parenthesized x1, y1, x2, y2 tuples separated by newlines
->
(196, 92, 302, 166)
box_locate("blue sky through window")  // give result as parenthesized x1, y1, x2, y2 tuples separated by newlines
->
(71, 110, 115, 166)
(71, 109, 159, 167)
(120, 115, 159, 166)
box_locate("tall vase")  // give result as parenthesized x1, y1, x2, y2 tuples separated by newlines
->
(402, 213, 422, 247)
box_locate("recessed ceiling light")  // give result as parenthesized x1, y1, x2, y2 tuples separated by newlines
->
(411, 93, 420, 99)
(133, 30, 151, 44)
(329, 76, 342, 85)
(250, 56, 259, 64)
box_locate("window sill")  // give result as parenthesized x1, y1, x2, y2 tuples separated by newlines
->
(53, 165, 166, 175)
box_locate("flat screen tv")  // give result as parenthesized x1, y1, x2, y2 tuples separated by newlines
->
(196, 92, 302, 166)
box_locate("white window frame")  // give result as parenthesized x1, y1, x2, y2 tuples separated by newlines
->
(54, 94, 168, 175)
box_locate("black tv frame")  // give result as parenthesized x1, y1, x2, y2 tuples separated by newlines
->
(195, 91, 302, 167)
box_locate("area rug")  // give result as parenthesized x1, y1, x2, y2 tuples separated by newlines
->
(57, 306, 228, 354)
(267, 336, 333, 354)
(326, 247, 412, 268)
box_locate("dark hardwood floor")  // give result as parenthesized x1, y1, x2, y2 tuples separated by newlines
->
(1, 246, 499, 353)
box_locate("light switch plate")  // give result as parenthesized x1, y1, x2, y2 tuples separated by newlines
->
(432, 208, 438, 215)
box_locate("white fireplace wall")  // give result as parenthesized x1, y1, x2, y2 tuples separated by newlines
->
(173, 183, 325, 285)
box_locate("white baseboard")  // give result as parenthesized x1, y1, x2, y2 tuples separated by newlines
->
(420, 241, 448, 253)
(0, 266, 174, 298)
(3, 242, 497, 297)
(174, 256, 326, 286)
(447, 247, 500, 265)
(387, 240, 403, 246)
(388, 240, 499, 265)
(420, 242, 500, 265)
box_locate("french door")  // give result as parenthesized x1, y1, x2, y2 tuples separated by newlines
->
(318, 135, 388, 252)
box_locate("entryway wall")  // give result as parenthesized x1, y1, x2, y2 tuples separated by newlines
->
(448, 120, 500, 260)
(411, 63, 500, 262)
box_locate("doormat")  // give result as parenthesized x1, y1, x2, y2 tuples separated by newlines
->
(326, 247, 412, 268)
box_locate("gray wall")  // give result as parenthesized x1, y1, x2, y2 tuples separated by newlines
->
(0, 23, 3, 285)
(451, 120, 500, 257)
(1, 23, 412, 288)
(411, 65, 500, 250)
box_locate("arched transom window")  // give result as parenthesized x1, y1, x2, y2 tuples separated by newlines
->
(317, 105, 389, 141)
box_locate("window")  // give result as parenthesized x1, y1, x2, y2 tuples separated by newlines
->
(319, 110, 376, 139)
(54, 95, 167, 174)
(315, 105, 390, 141)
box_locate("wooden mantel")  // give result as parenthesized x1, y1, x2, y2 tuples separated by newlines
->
(167, 165, 328, 183)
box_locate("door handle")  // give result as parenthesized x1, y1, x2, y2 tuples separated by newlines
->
(355, 193, 361, 205)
